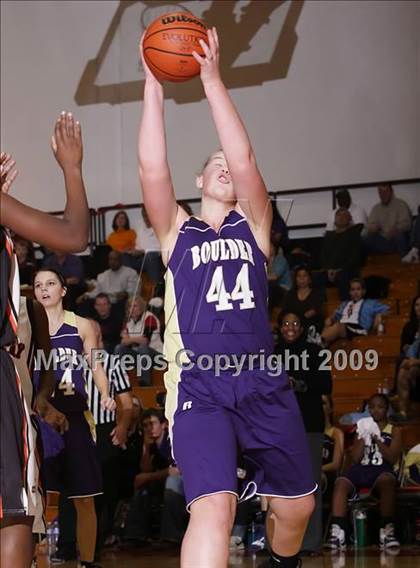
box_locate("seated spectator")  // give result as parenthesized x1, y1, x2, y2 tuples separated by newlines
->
(325, 189, 367, 232)
(321, 395, 345, 497)
(13, 235, 36, 286)
(325, 394, 402, 550)
(43, 249, 85, 309)
(403, 444, 420, 486)
(365, 183, 412, 256)
(124, 208, 163, 283)
(114, 296, 163, 386)
(92, 293, 124, 353)
(106, 210, 137, 254)
(123, 410, 172, 544)
(80, 250, 139, 309)
(402, 205, 420, 263)
(321, 278, 388, 346)
(392, 337, 420, 422)
(267, 243, 291, 310)
(276, 312, 332, 555)
(271, 199, 290, 252)
(316, 208, 363, 300)
(400, 295, 420, 353)
(281, 266, 324, 335)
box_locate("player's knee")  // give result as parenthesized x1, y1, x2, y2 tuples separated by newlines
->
(190, 493, 236, 532)
(269, 494, 314, 525)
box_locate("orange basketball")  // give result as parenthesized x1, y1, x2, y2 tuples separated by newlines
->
(143, 12, 207, 82)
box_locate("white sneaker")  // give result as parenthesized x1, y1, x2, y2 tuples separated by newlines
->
(402, 247, 419, 263)
(324, 523, 346, 550)
(229, 536, 245, 550)
(379, 523, 400, 549)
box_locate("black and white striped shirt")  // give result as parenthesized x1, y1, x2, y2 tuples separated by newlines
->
(86, 354, 131, 425)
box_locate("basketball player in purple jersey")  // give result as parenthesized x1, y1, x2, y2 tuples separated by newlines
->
(138, 28, 315, 568)
(33, 268, 115, 568)
(1, 113, 90, 568)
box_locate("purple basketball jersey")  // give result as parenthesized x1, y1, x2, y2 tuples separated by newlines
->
(35, 311, 88, 412)
(164, 210, 273, 364)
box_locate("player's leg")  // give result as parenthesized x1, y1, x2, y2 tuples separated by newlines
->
(375, 474, 400, 548)
(0, 517, 34, 568)
(324, 477, 354, 549)
(265, 495, 314, 559)
(181, 492, 237, 567)
(321, 322, 346, 345)
(73, 496, 97, 564)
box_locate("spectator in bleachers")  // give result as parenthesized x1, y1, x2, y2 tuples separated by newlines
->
(13, 235, 36, 285)
(400, 295, 420, 353)
(124, 208, 163, 283)
(317, 208, 363, 300)
(123, 410, 172, 545)
(281, 266, 324, 335)
(92, 293, 124, 353)
(325, 189, 367, 232)
(403, 444, 420, 486)
(114, 296, 163, 386)
(271, 199, 290, 253)
(392, 336, 420, 423)
(325, 394, 402, 550)
(43, 249, 85, 309)
(267, 243, 291, 310)
(321, 396, 345, 498)
(402, 205, 420, 263)
(321, 278, 388, 346)
(106, 210, 137, 254)
(276, 312, 332, 555)
(80, 250, 138, 307)
(365, 184, 412, 256)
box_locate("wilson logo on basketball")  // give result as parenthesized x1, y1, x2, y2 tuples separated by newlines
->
(161, 14, 206, 30)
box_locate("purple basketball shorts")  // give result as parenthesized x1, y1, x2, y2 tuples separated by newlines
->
(170, 368, 317, 511)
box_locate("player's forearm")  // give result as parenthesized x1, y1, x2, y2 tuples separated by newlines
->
(117, 406, 132, 432)
(36, 368, 56, 402)
(0, 193, 88, 252)
(61, 166, 90, 248)
(138, 81, 168, 174)
(204, 78, 253, 168)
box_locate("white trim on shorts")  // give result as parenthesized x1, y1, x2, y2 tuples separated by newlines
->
(256, 482, 318, 499)
(47, 490, 103, 499)
(186, 490, 239, 513)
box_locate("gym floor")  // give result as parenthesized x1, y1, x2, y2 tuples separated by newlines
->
(37, 546, 420, 567)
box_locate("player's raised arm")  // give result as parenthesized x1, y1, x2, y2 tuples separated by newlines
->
(0, 112, 90, 252)
(193, 28, 272, 238)
(138, 38, 184, 250)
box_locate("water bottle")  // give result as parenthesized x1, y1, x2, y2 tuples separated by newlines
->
(47, 520, 59, 554)
(353, 508, 367, 547)
(247, 521, 257, 549)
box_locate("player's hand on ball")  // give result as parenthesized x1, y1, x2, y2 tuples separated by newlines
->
(51, 111, 83, 171)
(139, 32, 162, 85)
(0, 152, 18, 193)
(192, 27, 220, 85)
(101, 396, 116, 412)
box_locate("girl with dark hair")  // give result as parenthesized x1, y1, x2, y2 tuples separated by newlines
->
(325, 393, 402, 550)
(33, 268, 115, 568)
(322, 278, 388, 346)
(106, 210, 137, 253)
(280, 265, 324, 334)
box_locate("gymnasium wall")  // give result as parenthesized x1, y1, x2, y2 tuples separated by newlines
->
(1, 0, 419, 228)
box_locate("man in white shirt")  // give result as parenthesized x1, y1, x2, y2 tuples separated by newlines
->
(123, 208, 163, 283)
(84, 250, 139, 303)
(326, 189, 367, 232)
(365, 184, 412, 255)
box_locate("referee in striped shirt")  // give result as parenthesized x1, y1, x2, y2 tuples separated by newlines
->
(54, 322, 133, 563)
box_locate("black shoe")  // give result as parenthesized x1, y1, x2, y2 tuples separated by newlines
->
(50, 550, 78, 564)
